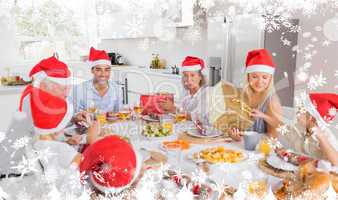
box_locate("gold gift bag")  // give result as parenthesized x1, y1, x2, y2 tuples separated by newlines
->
(208, 81, 254, 134)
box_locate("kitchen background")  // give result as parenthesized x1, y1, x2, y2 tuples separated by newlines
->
(0, 0, 337, 130)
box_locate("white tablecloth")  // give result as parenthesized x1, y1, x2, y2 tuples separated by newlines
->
(105, 120, 282, 189)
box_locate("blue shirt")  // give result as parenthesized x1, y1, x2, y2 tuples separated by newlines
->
(70, 80, 123, 113)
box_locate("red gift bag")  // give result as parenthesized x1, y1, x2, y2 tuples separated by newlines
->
(140, 93, 174, 115)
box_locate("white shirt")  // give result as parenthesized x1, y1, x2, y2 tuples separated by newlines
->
(178, 86, 209, 122)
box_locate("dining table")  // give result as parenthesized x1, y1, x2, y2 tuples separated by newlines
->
(99, 118, 283, 193)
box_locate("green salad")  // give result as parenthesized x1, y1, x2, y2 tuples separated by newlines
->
(143, 124, 171, 137)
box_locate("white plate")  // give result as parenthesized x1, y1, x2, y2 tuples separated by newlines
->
(186, 146, 247, 164)
(266, 153, 298, 172)
(141, 115, 159, 122)
(184, 128, 223, 138)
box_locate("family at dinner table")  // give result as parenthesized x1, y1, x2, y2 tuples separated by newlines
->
(1, 46, 337, 194)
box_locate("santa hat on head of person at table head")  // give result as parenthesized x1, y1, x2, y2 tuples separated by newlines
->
(245, 49, 276, 75)
(303, 93, 338, 128)
(87, 47, 111, 68)
(180, 56, 206, 75)
(79, 135, 142, 194)
(16, 56, 73, 135)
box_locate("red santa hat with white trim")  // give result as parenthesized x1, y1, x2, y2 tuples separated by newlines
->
(18, 56, 73, 135)
(245, 49, 276, 74)
(303, 93, 338, 128)
(80, 135, 142, 194)
(88, 47, 111, 68)
(180, 56, 205, 74)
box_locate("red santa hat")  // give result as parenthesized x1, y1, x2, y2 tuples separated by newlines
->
(245, 49, 276, 74)
(181, 56, 205, 73)
(80, 135, 142, 193)
(88, 47, 111, 68)
(18, 56, 73, 135)
(303, 93, 338, 127)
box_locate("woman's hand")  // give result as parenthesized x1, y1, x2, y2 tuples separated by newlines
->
(158, 99, 176, 113)
(250, 109, 268, 120)
(228, 128, 243, 141)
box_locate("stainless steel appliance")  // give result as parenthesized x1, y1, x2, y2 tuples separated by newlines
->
(207, 15, 299, 107)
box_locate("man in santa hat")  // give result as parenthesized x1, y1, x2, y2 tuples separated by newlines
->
(0, 56, 82, 176)
(278, 93, 338, 166)
(71, 47, 122, 124)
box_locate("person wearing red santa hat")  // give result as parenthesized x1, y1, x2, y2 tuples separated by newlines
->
(278, 93, 338, 166)
(159, 56, 209, 121)
(228, 49, 283, 140)
(13, 56, 82, 171)
(79, 123, 143, 194)
(71, 47, 122, 125)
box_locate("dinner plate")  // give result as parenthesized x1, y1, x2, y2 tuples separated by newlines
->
(184, 127, 223, 138)
(266, 153, 298, 172)
(141, 115, 160, 122)
(186, 146, 247, 164)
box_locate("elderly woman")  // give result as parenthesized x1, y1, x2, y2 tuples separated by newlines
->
(159, 56, 208, 121)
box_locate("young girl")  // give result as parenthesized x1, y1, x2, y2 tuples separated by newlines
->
(278, 93, 338, 166)
(229, 49, 283, 140)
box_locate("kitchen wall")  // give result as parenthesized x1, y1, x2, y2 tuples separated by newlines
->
(98, 5, 208, 69)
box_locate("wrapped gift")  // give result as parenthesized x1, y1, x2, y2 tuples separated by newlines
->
(140, 93, 174, 115)
(208, 81, 254, 133)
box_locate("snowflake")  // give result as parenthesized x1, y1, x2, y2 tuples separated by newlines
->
(11, 155, 39, 175)
(11, 136, 30, 150)
(277, 124, 290, 136)
(322, 40, 331, 46)
(297, 71, 309, 82)
(0, 131, 6, 143)
(304, 53, 313, 60)
(281, 37, 291, 46)
(328, 107, 336, 117)
(124, 16, 145, 38)
(307, 71, 327, 90)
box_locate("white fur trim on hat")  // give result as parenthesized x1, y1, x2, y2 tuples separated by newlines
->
(181, 64, 202, 72)
(246, 64, 275, 74)
(32, 71, 71, 87)
(303, 94, 328, 128)
(88, 59, 111, 68)
(89, 151, 142, 194)
(34, 99, 74, 135)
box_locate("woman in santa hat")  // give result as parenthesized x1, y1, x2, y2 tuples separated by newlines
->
(229, 49, 283, 140)
(278, 93, 338, 166)
(159, 56, 209, 121)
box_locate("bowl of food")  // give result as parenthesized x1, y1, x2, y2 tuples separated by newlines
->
(142, 123, 172, 138)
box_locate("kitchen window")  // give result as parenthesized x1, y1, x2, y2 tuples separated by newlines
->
(1, 0, 99, 62)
